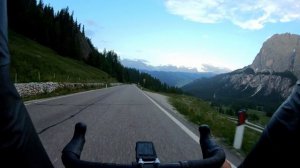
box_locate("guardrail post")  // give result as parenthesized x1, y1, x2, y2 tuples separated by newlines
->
(233, 124, 245, 149)
(233, 109, 246, 149)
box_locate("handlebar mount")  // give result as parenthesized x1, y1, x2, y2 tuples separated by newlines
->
(61, 122, 226, 168)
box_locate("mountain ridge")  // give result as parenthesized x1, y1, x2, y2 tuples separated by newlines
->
(121, 59, 199, 73)
(121, 58, 231, 73)
(142, 70, 215, 87)
(251, 33, 300, 78)
(121, 58, 231, 87)
(183, 33, 299, 114)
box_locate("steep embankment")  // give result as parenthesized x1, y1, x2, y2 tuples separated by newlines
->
(183, 33, 299, 113)
(9, 31, 115, 83)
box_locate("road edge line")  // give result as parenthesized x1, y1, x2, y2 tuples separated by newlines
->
(137, 88, 237, 168)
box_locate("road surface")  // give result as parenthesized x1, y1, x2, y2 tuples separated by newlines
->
(26, 84, 242, 168)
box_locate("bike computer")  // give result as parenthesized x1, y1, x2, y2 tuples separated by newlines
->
(135, 141, 159, 165)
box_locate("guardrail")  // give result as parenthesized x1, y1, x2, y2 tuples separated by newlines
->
(227, 117, 264, 133)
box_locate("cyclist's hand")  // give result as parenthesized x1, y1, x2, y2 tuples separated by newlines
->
(221, 160, 232, 168)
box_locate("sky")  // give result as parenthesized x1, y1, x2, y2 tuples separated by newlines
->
(42, 0, 300, 72)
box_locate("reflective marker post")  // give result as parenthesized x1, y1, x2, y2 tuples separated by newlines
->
(233, 109, 246, 149)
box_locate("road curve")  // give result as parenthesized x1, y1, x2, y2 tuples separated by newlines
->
(27, 85, 203, 168)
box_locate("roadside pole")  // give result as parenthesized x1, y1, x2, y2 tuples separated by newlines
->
(233, 124, 245, 149)
(233, 109, 246, 149)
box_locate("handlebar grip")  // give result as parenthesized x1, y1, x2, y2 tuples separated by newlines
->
(199, 125, 221, 159)
(62, 122, 87, 167)
(200, 124, 225, 168)
(63, 122, 86, 158)
(62, 122, 133, 168)
(160, 125, 226, 168)
(61, 123, 226, 168)
(184, 125, 226, 168)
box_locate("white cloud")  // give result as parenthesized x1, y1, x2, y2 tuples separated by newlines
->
(165, 0, 300, 30)
(85, 20, 98, 27)
(147, 50, 235, 72)
(201, 64, 231, 73)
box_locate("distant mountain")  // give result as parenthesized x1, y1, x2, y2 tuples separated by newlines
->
(183, 33, 300, 114)
(251, 33, 300, 78)
(121, 59, 199, 73)
(121, 59, 224, 87)
(143, 70, 215, 87)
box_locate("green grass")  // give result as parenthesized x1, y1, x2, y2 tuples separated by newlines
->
(168, 94, 261, 156)
(247, 109, 270, 126)
(242, 128, 261, 156)
(8, 31, 115, 83)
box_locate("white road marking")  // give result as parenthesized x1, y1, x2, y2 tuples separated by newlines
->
(25, 85, 237, 167)
(138, 88, 237, 168)
(141, 90, 200, 142)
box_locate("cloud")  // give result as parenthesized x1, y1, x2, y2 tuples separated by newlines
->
(121, 58, 199, 72)
(83, 19, 104, 38)
(85, 19, 98, 27)
(135, 59, 149, 64)
(85, 29, 96, 37)
(135, 50, 144, 53)
(85, 20, 104, 29)
(165, 0, 300, 30)
(201, 64, 231, 73)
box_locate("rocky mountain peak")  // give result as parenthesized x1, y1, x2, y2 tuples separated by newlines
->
(251, 33, 300, 78)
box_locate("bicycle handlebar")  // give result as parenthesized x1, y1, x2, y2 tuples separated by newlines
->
(61, 122, 226, 168)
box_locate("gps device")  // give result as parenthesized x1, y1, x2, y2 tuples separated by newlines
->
(135, 141, 160, 165)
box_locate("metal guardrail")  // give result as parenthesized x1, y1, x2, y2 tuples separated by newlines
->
(227, 117, 264, 133)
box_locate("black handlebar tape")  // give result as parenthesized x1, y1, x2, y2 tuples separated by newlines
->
(160, 126, 225, 168)
(62, 122, 87, 159)
(195, 125, 225, 168)
(160, 125, 226, 168)
(62, 123, 226, 168)
(62, 122, 134, 168)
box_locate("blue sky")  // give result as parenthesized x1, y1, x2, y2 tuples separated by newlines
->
(42, 0, 300, 72)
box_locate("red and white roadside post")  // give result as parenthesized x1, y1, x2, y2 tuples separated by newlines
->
(233, 109, 246, 149)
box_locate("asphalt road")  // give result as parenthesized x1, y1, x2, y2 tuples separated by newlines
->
(26, 85, 205, 168)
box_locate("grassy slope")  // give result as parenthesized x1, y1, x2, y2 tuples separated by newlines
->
(9, 31, 115, 83)
(247, 109, 270, 126)
(168, 94, 261, 156)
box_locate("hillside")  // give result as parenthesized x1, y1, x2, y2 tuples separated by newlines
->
(9, 31, 114, 83)
(183, 33, 299, 114)
(7, 0, 182, 94)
